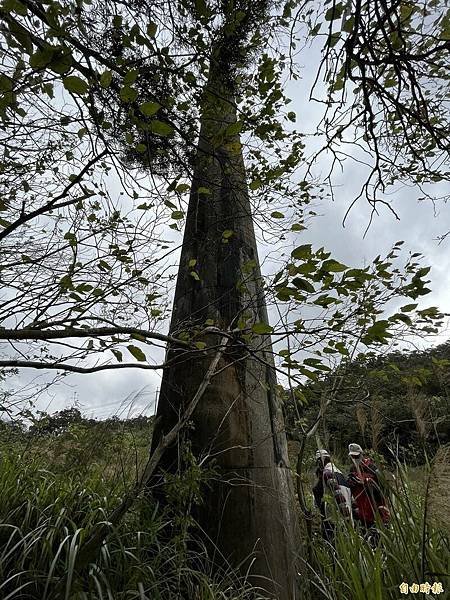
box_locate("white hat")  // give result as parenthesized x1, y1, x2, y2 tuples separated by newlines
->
(348, 443, 363, 457)
(315, 449, 330, 461)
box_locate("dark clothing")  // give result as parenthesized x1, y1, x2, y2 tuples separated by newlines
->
(313, 463, 353, 541)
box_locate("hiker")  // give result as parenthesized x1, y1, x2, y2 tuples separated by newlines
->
(347, 443, 390, 531)
(312, 449, 353, 542)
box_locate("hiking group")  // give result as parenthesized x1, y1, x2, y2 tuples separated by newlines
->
(312, 443, 390, 545)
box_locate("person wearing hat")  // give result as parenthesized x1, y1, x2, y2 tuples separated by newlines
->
(312, 449, 353, 542)
(347, 443, 390, 530)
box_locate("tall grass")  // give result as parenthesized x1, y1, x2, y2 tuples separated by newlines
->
(302, 459, 450, 600)
(0, 424, 448, 600)
(0, 449, 266, 599)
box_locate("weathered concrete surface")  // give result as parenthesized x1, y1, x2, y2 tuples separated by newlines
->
(151, 54, 299, 600)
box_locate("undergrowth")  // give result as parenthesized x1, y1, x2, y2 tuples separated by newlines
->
(301, 448, 450, 600)
(0, 446, 265, 600)
(0, 422, 448, 599)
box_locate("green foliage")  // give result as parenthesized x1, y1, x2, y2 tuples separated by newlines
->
(303, 463, 450, 600)
(252, 322, 274, 334)
(283, 342, 450, 463)
(127, 344, 147, 362)
(273, 242, 442, 382)
(0, 412, 448, 599)
(0, 418, 265, 599)
(63, 75, 89, 95)
(312, 0, 449, 201)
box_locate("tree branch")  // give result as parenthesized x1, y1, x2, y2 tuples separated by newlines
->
(0, 150, 107, 242)
(69, 335, 230, 571)
(0, 360, 167, 373)
(0, 326, 190, 347)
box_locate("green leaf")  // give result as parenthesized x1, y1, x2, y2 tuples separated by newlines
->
(304, 357, 325, 368)
(76, 283, 93, 293)
(63, 76, 89, 95)
(252, 322, 274, 335)
(28, 46, 56, 69)
(8, 19, 33, 53)
(120, 85, 138, 103)
(98, 260, 111, 271)
(111, 349, 123, 362)
(400, 3, 414, 22)
(225, 121, 242, 136)
(291, 223, 305, 231)
(322, 259, 347, 272)
(63, 231, 77, 247)
(195, 341, 206, 350)
(325, 2, 344, 21)
(147, 22, 157, 37)
(242, 259, 257, 274)
(0, 75, 12, 92)
(29, 47, 55, 69)
(335, 342, 349, 356)
(139, 101, 161, 116)
(342, 16, 354, 33)
(150, 120, 174, 136)
(332, 76, 344, 92)
(49, 51, 72, 75)
(390, 313, 412, 326)
(363, 320, 392, 344)
(124, 68, 139, 84)
(297, 262, 316, 275)
(188, 258, 197, 267)
(328, 32, 340, 47)
(314, 295, 336, 307)
(249, 179, 262, 190)
(292, 277, 315, 293)
(222, 229, 234, 239)
(276, 286, 295, 301)
(291, 244, 312, 260)
(441, 13, 450, 40)
(127, 344, 146, 362)
(171, 210, 184, 220)
(100, 70, 113, 88)
(195, 0, 208, 17)
(271, 211, 284, 219)
(190, 271, 200, 281)
(59, 274, 73, 290)
(400, 303, 418, 312)
(416, 266, 431, 278)
(300, 367, 318, 380)
(418, 307, 439, 317)
(3, 0, 27, 15)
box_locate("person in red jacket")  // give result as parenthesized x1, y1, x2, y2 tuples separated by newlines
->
(347, 443, 390, 529)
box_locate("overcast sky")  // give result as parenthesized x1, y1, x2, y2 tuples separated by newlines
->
(10, 38, 450, 421)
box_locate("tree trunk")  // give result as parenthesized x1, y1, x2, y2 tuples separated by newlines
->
(151, 46, 299, 600)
